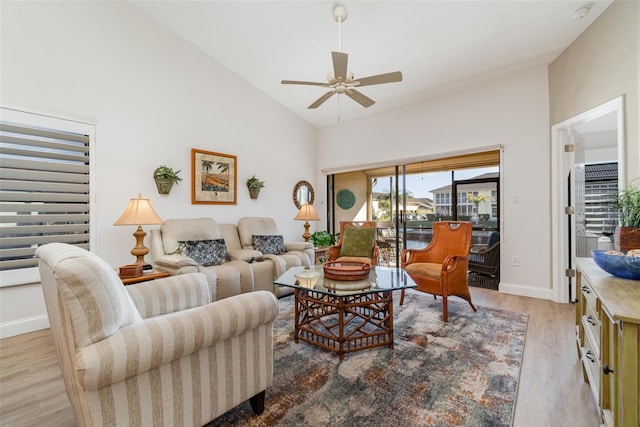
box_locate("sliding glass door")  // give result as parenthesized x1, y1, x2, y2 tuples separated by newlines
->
(373, 167, 499, 264)
(329, 150, 501, 270)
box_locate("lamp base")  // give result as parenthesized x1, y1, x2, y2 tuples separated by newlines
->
(130, 226, 152, 267)
(302, 221, 311, 242)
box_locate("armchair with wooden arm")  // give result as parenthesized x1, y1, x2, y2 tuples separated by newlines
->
(327, 221, 379, 266)
(400, 221, 476, 322)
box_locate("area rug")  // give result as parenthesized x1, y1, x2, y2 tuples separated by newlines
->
(208, 290, 528, 427)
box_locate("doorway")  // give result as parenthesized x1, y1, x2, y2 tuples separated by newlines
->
(551, 96, 625, 303)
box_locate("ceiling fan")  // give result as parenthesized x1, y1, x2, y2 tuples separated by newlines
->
(281, 5, 403, 110)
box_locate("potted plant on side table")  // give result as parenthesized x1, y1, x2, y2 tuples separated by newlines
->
(310, 231, 336, 248)
(310, 231, 337, 264)
(247, 175, 265, 199)
(613, 180, 640, 251)
(153, 165, 182, 195)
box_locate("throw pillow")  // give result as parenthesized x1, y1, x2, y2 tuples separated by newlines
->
(253, 235, 286, 255)
(178, 239, 227, 266)
(339, 227, 376, 258)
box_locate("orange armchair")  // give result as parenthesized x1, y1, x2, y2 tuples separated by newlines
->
(328, 221, 379, 266)
(400, 221, 476, 322)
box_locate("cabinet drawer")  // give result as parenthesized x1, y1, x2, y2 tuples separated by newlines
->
(575, 258, 640, 427)
(581, 334, 601, 405)
(582, 309, 601, 352)
(580, 281, 600, 348)
(580, 281, 597, 313)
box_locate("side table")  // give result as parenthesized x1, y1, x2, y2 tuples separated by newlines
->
(120, 269, 170, 285)
(314, 247, 329, 264)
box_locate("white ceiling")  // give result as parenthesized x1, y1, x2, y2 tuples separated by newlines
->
(132, 0, 613, 128)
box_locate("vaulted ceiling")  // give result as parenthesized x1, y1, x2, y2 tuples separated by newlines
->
(132, 1, 613, 128)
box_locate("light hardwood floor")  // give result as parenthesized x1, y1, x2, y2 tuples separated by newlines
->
(0, 287, 600, 426)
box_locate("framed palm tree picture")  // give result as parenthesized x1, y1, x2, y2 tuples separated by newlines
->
(191, 148, 237, 204)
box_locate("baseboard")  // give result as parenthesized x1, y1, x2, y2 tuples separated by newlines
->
(0, 315, 50, 339)
(498, 282, 554, 301)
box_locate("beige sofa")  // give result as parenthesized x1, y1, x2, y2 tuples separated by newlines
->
(37, 242, 278, 427)
(150, 217, 314, 299)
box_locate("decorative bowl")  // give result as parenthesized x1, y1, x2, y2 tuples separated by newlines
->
(323, 261, 371, 281)
(591, 250, 640, 280)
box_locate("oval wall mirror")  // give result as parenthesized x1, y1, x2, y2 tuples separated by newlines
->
(293, 180, 314, 209)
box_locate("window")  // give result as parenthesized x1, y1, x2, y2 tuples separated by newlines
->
(0, 108, 95, 286)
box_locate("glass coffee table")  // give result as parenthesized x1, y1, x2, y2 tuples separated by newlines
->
(274, 265, 417, 359)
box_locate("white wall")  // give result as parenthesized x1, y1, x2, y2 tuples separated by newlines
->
(316, 66, 552, 299)
(1, 1, 617, 338)
(549, 0, 639, 181)
(0, 1, 317, 337)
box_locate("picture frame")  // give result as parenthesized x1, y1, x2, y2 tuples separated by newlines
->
(191, 148, 237, 205)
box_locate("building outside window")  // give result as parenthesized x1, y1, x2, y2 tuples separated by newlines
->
(431, 173, 498, 222)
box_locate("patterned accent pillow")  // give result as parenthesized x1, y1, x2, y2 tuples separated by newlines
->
(253, 235, 286, 255)
(339, 227, 376, 257)
(178, 239, 227, 266)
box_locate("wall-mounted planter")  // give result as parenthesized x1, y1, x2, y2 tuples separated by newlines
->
(246, 175, 265, 200)
(154, 178, 174, 195)
(248, 187, 261, 199)
(153, 165, 182, 195)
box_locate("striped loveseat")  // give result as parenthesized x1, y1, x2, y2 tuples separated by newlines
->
(36, 243, 278, 427)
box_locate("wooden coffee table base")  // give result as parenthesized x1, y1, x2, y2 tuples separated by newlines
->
(293, 288, 394, 359)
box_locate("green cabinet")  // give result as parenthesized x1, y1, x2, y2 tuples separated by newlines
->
(576, 258, 639, 427)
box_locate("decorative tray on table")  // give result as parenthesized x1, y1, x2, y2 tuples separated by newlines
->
(323, 261, 371, 281)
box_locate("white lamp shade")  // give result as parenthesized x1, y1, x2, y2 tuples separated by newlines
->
(294, 203, 320, 221)
(113, 193, 164, 226)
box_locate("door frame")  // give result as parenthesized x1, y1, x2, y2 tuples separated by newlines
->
(550, 96, 625, 303)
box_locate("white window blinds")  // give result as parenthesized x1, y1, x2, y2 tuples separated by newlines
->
(0, 109, 94, 286)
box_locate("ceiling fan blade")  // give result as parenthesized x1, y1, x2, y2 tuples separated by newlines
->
(332, 51, 348, 81)
(345, 89, 375, 108)
(281, 80, 331, 87)
(355, 71, 403, 87)
(308, 91, 336, 109)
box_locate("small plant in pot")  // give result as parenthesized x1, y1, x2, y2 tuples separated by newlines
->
(153, 165, 182, 194)
(247, 175, 265, 199)
(612, 180, 640, 251)
(310, 231, 336, 248)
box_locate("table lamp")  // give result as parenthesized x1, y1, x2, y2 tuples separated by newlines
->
(113, 193, 164, 268)
(294, 203, 320, 242)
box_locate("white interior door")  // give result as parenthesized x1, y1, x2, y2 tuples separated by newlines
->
(572, 130, 588, 259)
(551, 97, 624, 304)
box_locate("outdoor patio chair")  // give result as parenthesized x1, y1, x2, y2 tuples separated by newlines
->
(468, 232, 500, 276)
(376, 221, 403, 266)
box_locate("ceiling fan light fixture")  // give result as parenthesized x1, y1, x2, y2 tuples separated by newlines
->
(327, 71, 354, 85)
